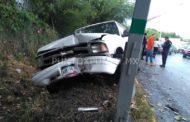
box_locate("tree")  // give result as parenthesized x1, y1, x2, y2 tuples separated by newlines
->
(161, 32, 181, 38)
(146, 28, 160, 39)
(0, 2, 57, 60)
(28, 0, 134, 36)
(0, 0, 15, 6)
(146, 28, 182, 40)
(90, 0, 133, 23)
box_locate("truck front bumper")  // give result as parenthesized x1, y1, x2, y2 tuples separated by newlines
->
(32, 56, 120, 86)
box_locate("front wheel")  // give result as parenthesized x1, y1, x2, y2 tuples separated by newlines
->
(100, 65, 121, 84)
(113, 64, 121, 83)
(46, 82, 60, 94)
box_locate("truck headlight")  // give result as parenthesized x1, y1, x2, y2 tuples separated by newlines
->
(91, 43, 108, 53)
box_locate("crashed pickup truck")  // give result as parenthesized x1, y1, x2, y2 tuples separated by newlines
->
(32, 20, 128, 89)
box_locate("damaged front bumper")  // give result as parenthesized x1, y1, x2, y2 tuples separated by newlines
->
(32, 56, 120, 86)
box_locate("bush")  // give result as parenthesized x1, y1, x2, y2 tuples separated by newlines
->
(0, 62, 8, 77)
(0, 3, 58, 64)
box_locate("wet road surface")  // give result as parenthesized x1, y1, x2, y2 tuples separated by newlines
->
(138, 54, 190, 122)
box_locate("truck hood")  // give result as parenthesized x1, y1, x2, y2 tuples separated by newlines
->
(38, 33, 108, 53)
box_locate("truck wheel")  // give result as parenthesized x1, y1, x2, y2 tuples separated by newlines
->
(183, 55, 186, 58)
(46, 82, 60, 94)
(113, 64, 121, 83)
(101, 65, 121, 84)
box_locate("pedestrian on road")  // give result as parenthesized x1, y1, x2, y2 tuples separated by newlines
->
(141, 33, 147, 60)
(160, 37, 172, 68)
(145, 34, 155, 65)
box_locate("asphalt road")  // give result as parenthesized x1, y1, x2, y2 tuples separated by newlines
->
(138, 54, 190, 122)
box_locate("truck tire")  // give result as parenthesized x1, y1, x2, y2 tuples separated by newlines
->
(46, 82, 60, 94)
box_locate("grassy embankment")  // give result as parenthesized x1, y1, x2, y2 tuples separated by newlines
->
(0, 58, 157, 122)
(132, 79, 157, 122)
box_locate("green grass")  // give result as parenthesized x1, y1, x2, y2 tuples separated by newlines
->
(131, 79, 157, 122)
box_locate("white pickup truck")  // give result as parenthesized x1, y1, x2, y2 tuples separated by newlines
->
(32, 20, 128, 91)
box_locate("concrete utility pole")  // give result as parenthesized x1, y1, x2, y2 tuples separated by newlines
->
(115, 0, 151, 122)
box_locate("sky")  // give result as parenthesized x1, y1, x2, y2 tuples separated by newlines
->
(147, 0, 190, 39)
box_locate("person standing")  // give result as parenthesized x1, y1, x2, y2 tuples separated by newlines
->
(145, 34, 155, 65)
(160, 37, 172, 68)
(153, 38, 159, 58)
(141, 33, 147, 60)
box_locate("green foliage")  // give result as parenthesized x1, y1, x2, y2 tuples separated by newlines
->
(0, 0, 15, 6)
(183, 39, 190, 42)
(146, 28, 182, 40)
(146, 28, 160, 39)
(0, 61, 8, 77)
(161, 32, 181, 38)
(0, 3, 45, 33)
(28, 0, 134, 36)
(28, 0, 94, 36)
(15, 52, 25, 61)
(90, 0, 133, 23)
(0, 3, 58, 63)
(132, 80, 157, 121)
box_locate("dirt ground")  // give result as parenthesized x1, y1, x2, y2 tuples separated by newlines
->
(0, 60, 118, 122)
(0, 59, 156, 122)
(40, 75, 118, 122)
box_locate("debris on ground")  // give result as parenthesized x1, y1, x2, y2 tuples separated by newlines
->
(16, 68, 21, 74)
(103, 100, 112, 108)
(157, 102, 162, 107)
(78, 107, 99, 112)
(174, 115, 188, 121)
(165, 104, 179, 113)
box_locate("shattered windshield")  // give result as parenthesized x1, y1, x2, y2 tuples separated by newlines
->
(75, 22, 120, 35)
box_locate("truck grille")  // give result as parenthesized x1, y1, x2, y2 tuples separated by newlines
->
(37, 43, 90, 69)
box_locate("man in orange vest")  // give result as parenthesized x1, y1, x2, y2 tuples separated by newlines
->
(145, 34, 155, 65)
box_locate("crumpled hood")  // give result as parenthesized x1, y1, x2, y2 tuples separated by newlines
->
(38, 33, 107, 52)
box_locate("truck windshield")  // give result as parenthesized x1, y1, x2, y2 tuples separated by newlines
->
(75, 22, 120, 35)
